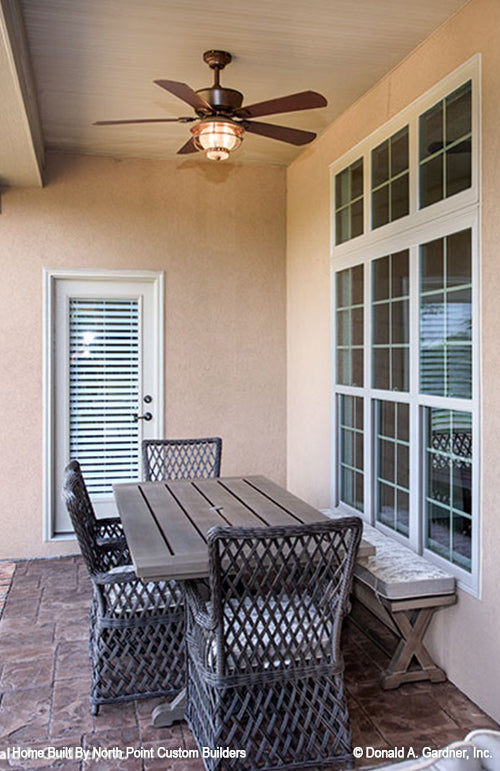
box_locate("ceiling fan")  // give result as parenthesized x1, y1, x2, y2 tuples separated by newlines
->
(94, 50, 328, 161)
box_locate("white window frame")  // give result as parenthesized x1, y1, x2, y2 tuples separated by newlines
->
(329, 56, 481, 595)
(43, 268, 164, 541)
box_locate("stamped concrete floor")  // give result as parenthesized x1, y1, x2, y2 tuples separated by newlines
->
(0, 556, 497, 771)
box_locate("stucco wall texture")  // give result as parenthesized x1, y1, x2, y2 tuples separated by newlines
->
(0, 152, 286, 560)
(286, 0, 500, 723)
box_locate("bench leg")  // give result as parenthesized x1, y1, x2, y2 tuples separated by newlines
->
(381, 606, 446, 690)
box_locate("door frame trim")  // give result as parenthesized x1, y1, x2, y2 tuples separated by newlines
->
(43, 268, 165, 541)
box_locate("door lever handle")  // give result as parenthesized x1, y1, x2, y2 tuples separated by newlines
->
(134, 412, 153, 422)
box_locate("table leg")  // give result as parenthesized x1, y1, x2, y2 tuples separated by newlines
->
(152, 688, 187, 727)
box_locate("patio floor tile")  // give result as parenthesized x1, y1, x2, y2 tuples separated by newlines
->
(0, 556, 497, 770)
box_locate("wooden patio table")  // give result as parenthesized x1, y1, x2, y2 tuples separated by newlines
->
(113, 474, 374, 727)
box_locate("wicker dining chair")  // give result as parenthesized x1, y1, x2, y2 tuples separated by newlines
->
(63, 462, 185, 715)
(184, 517, 363, 771)
(65, 460, 128, 559)
(142, 437, 222, 481)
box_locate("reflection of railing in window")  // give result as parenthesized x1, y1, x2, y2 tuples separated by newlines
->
(429, 430, 472, 523)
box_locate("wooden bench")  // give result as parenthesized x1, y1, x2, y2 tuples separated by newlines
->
(351, 522, 457, 689)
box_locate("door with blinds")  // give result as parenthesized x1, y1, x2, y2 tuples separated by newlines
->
(48, 271, 163, 536)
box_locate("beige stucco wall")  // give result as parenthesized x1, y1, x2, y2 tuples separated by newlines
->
(287, 0, 500, 722)
(0, 151, 286, 560)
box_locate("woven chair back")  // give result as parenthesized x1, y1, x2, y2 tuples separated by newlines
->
(207, 517, 362, 675)
(63, 461, 115, 575)
(142, 437, 222, 481)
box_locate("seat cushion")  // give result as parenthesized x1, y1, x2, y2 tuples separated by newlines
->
(354, 523, 455, 600)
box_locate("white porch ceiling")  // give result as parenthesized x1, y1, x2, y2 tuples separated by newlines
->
(2, 0, 470, 186)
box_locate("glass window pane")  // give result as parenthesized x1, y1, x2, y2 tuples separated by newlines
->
(392, 348, 409, 392)
(351, 199, 364, 239)
(378, 483, 394, 527)
(380, 401, 395, 438)
(421, 239, 444, 292)
(335, 208, 349, 245)
(380, 439, 395, 482)
(420, 154, 444, 208)
(336, 308, 350, 347)
(352, 265, 364, 305)
(392, 250, 410, 297)
(351, 159, 364, 199)
(351, 349, 364, 387)
(446, 288, 472, 342)
(446, 345, 472, 399)
(372, 186, 389, 229)
(335, 168, 350, 208)
(446, 81, 471, 145)
(391, 127, 409, 176)
(447, 230, 472, 286)
(336, 270, 350, 308)
(373, 303, 390, 345)
(391, 300, 409, 344)
(376, 400, 410, 537)
(398, 444, 410, 490)
(446, 139, 471, 197)
(372, 139, 389, 188)
(336, 349, 348, 386)
(391, 174, 409, 221)
(397, 403, 409, 443)
(352, 307, 364, 346)
(373, 256, 390, 301)
(396, 490, 410, 535)
(420, 101, 443, 160)
(373, 348, 390, 390)
(452, 514, 471, 569)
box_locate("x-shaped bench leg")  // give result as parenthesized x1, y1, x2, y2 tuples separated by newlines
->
(380, 594, 456, 690)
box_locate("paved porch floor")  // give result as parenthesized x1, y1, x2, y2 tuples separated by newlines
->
(0, 556, 497, 770)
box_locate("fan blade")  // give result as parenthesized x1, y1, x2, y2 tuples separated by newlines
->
(235, 90, 327, 119)
(242, 120, 316, 146)
(94, 117, 196, 125)
(177, 137, 198, 155)
(155, 79, 212, 113)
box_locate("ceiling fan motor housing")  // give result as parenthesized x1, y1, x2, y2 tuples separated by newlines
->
(196, 87, 244, 116)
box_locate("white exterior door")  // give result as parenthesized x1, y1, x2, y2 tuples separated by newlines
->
(45, 270, 164, 538)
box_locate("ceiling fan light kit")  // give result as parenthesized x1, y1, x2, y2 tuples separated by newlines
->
(191, 118, 244, 161)
(94, 50, 327, 161)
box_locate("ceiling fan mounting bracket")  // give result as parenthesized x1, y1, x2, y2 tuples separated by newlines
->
(203, 50, 232, 71)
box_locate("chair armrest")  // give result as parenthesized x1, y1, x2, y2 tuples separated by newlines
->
(95, 516, 124, 540)
(185, 580, 216, 631)
(93, 566, 137, 585)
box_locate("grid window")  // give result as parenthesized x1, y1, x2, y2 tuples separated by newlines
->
(339, 395, 364, 512)
(425, 409, 472, 572)
(420, 229, 472, 398)
(336, 265, 364, 387)
(419, 81, 472, 209)
(335, 158, 364, 245)
(376, 401, 410, 537)
(372, 250, 410, 391)
(371, 126, 409, 229)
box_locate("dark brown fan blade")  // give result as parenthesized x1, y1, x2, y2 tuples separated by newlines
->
(235, 90, 327, 119)
(242, 120, 316, 146)
(154, 79, 212, 113)
(177, 137, 198, 155)
(94, 117, 196, 125)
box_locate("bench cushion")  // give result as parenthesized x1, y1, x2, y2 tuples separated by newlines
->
(354, 523, 455, 600)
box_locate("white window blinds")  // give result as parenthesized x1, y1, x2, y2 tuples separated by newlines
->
(69, 298, 140, 496)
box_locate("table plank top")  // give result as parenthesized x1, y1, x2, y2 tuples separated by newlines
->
(114, 475, 373, 581)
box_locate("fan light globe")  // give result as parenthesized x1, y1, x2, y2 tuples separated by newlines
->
(191, 119, 244, 161)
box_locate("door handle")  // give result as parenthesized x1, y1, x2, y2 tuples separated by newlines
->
(134, 412, 153, 422)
